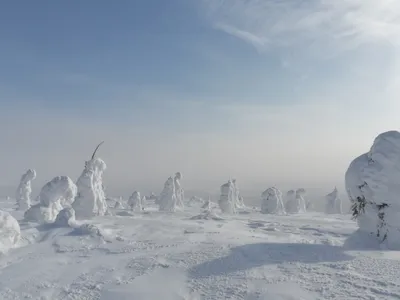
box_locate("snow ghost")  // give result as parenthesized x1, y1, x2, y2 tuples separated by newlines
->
(345, 131, 400, 248)
(285, 189, 307, 213)
(232, 179, 245, 209)
(159, 177, 177, 212)
(261, 187, 286, 214)
(0, 210, 21, 254)
(325, 187, 342, 214)
(219, 180, 236, 214)
(174, 172, 184, 210)
(128, 191, 142, 211)
(114, 197, 124, 209)
(15, 169, 36, 211)
(24, 176, 77, 224)
(73, 157, 107, 220)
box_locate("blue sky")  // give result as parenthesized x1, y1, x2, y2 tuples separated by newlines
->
(1, 0, 400, 194)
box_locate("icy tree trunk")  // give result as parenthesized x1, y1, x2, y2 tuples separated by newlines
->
(15, 169, 36, 211)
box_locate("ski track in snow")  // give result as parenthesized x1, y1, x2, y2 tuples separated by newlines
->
(1, 199, 400, 300)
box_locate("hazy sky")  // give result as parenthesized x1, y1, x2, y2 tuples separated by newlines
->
(1, 0, 400, 195)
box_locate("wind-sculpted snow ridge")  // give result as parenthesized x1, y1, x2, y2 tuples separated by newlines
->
(73, 157, 108, 220)
(128, 191, 142, 211)
(24, 176, 77, 224)
(174, 172, 184, 210)
(15, 169, 36, 211)
(345, 130, 400, 249)
(0, 210, 20, 254)
(219, 180, 236, 214)
(261, 187, 286, 214)
(159, 177, 177, 212)
(325, 187, 342, 214)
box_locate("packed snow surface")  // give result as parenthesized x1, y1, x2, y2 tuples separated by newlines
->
(345, 130, 400, 249)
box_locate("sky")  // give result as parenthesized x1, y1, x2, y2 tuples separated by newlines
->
(1, 0, 400, 196)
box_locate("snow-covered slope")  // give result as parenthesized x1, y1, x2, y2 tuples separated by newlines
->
(1, 196, 400, 299)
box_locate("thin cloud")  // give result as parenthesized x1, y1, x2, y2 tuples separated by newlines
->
(203, 0, 400, 55)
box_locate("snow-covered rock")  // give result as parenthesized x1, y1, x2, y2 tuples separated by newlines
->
(174, 172, 184, 210)
(159, 177, 177, 212)
(0, 210, 20, 254)
(219, 180, 236, 214)
(345, 130, 400, 248)
(54, 207, 76, 227)
(15, 169, 36, 211)
(128, 191, 142, 211)
(261, 187, 286, 214)
(285, 189, 307, 213)
(325, 187, 342, 214)
(73, 157, 107, 220)
(24, 176, 77, 224)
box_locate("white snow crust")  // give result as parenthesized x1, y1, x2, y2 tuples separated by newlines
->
(73, 157, 108, 220)
(345, 130, 400, 248)
(261, 187, 286, 214)
(15, 169, 36, 211)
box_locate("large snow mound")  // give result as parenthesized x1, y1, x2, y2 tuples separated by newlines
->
(0, 210, 21, 254)
(345, 130, 400, 248)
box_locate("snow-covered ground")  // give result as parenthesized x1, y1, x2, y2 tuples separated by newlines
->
(1, 197, 400, 300)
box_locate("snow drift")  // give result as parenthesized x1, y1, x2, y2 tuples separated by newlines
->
(261, 187, 285, 214)
(24, 176, 77, 224)
(73, 157, 108, 220)
(345, 130, 400, 248)
(15, 169, 36, 211)
(0, 210, 20, 254)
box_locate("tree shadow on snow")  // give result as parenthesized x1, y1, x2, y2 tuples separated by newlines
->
(343, 230, 383, 250)
(189, 242, 354, 278)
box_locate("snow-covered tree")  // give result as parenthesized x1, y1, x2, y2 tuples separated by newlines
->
(159, 177, 177, 212)
(15, 169, 36, 211)
(128, 191, 142, 211)
(73, 142, 108, 220)
(219, 180, 236, 214)
(285, 189, 307, 213)
(0, 210, 21, 254)
(325, 187, 342, 214)
(261, 187, 286, 214)
(174, 172, 184, 210)
(232, 179, 245, 209)
(24, 176, 77, 224)
(345, 131, 400, 248)
(54, 207, 76, 227)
